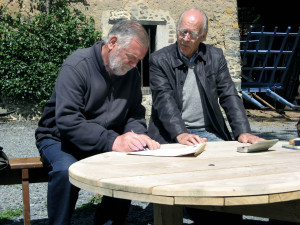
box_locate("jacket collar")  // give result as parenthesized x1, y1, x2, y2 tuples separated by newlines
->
(177, 46, 199, 63)
(94, 41, 108, 72)
(171, 42, 207, 68)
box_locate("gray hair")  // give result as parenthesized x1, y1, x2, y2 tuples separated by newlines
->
(103, 20, 149, 49)
(177, 9, 208, 36)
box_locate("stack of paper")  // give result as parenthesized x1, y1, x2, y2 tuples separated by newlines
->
(128, 143, 206, 157)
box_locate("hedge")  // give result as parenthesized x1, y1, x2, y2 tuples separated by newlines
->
(0, 0, 101, 105)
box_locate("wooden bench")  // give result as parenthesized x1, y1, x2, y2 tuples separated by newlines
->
(0, 157, 48, 225)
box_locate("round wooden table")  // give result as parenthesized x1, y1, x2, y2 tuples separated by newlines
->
(69, 141, 300, 224)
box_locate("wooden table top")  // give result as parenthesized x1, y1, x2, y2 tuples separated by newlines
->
(69, 141, 300, 207)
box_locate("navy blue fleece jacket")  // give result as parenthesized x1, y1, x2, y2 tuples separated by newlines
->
(35, 41, 147, 153)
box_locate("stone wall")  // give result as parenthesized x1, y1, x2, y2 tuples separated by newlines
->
(1, 0, 241, 78)
(1, 0, 242, 120)
(75, 0, 242, 83)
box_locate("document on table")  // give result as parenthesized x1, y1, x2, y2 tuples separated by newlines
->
(128, 143, 206, 157)
(237, 139, 279, 153)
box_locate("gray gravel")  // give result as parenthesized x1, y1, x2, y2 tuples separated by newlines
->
(0, 111, 299, 225)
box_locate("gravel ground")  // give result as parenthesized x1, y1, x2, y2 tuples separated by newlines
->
(0, 109, 300, 225)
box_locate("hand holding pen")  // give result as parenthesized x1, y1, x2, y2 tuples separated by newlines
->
(112, 130, 160, 152)
(131, 130, 149, 151)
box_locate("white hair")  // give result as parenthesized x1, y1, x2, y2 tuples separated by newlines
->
(103, 20, 149, 49)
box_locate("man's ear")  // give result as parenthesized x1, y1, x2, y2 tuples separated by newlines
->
(108, 35, 118, 51)
(200, 30, 208, 42)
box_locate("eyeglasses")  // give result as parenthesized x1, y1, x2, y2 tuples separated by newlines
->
(178, 28, 200, 40)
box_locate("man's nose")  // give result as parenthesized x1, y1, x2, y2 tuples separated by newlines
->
(182, 34, 192, 41)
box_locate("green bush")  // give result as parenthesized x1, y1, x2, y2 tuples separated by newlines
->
(0, 0, 101, 105)
(0, 207, 23, 223)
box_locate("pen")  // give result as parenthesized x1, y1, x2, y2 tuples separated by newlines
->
(131, 130, 149, 151)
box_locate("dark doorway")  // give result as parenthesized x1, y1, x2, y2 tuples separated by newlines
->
(137, 25, 157, 89)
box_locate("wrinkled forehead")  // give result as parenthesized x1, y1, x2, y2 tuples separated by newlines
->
(125, 39, 148, 60)
(179, 13, 204, 33)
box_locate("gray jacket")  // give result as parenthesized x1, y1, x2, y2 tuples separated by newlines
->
(148, 42, 251, 143)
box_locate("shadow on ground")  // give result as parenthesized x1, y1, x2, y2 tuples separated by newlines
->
(251, 129, 297, 140)
(3, 203, 299, 225)
(0, 203, 154, 225)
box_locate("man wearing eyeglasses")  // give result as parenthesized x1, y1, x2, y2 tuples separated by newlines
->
(148, 8, 263, 146)
(148, 8, 262, 224)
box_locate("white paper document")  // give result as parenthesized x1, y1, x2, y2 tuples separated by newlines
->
(237, 139, 279, 153)
(128, 143, 206, 157)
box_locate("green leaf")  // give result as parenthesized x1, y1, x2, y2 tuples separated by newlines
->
(0, 0, 102, 105)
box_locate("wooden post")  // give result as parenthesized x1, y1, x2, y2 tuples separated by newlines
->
(153, 204, 183, 225)
(253, 93, 290, 119)
(22, 168, 31, 225)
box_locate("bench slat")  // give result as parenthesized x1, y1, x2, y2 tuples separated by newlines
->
(9, 157, 43, 169)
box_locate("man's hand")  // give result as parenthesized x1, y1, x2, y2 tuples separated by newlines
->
(176, 132, 207, 146)
(112, 132, 160, 152)
(238, 133, 265, 144)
